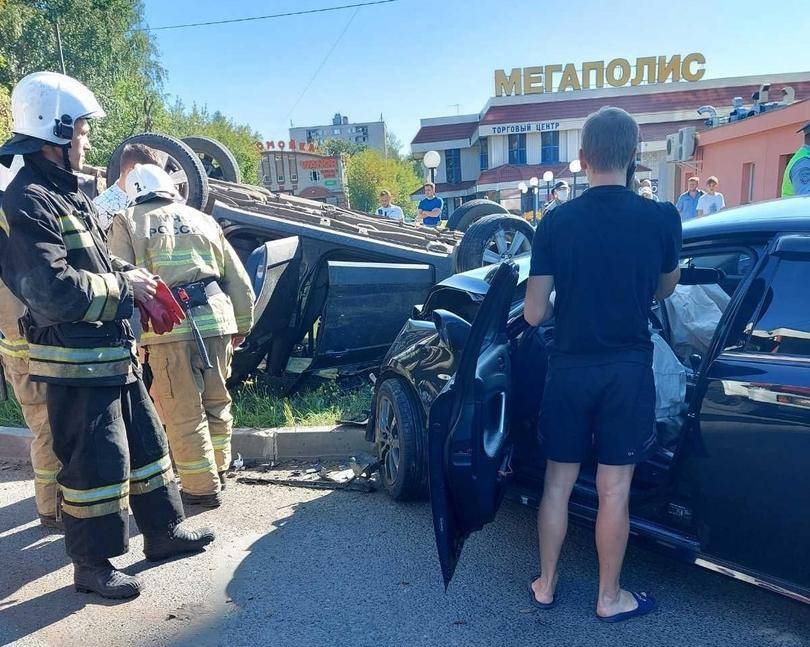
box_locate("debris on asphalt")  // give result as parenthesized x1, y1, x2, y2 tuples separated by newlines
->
(232, 453, 245, 471)
(237, 458, 381, 493)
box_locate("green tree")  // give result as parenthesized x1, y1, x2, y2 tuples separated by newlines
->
(0, 84, 10, 141)
(345, 148, 421, 217)
(319, 138, 366, 157)
(154, 100, 263, 184)
(0, 0, 263, 183)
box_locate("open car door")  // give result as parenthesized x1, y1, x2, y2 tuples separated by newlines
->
(428, 262, 518, 588)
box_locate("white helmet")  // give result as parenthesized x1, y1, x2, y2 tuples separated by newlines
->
(125, 163, 180, 204)
(10, 71, 105, 145)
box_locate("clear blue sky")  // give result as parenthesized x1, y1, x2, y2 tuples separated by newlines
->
(143, 0, 810, 151)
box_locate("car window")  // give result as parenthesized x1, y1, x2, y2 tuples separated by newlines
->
(743, 259, 810, 357)
(680, 250, 755, 295)
(421, 287, 480, 323)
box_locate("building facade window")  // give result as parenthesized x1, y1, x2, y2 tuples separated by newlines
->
(288, 154, 298, 183)
(479, 137, 489, 171)
(332, 128, 341, 136)
(508, 133, 527, 165)
(446, 148, 461, 184)
(541, 131, 560, 164)
(309, 170, 320, 182)
(741, 162, 755, 204)
(274, 154, 285, 183)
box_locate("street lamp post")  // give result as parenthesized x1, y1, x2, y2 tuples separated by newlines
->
(529, 176, 539, 223)
(518, 181, 528, 219)
(542, 170, 554, 206)
(568, 159, 582, 198)
(423, 150, 441, 185)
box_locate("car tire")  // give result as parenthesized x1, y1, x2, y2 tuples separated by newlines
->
(182, 136, 242, 184)
(374, 377, 427, 501)
(106, 132, 210, 210)
(455, 214, 534, 273)
(446, 198, 508, 232)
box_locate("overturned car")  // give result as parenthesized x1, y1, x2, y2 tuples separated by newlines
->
(105, 133, 534, 385)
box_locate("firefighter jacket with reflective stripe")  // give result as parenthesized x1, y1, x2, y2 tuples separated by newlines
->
(107, 198, 254, 346)
(0, 279, 28, 359)
(0, 154, 137, 386)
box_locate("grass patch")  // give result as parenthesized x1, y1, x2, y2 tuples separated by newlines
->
(0, 392, 25, 427)
(0, 376, 372, 430)
(232, 376, 372, 428)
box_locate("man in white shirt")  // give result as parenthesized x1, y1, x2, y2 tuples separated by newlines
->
(94, 143, 163, 230)
(375, 189, 404, 223)
(696, 176, 725, 217)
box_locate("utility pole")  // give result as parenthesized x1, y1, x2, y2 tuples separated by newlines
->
(52, 16, 66, 74)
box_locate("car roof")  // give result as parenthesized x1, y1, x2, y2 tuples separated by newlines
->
(683, 196, 810, 240)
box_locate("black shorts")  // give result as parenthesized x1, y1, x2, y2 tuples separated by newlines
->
(538, 360, 657, 465)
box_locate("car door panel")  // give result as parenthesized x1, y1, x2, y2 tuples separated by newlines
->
(428, 262, 517, 588)
(689, 235, 810, 594)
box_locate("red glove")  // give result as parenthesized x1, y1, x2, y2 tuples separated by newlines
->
(138, 280, 185, 335)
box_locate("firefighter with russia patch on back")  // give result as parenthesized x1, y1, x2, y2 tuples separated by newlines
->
(0, 71, 216, 600)
(108, 162, 255, 509)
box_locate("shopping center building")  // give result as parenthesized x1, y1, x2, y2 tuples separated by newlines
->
(410, 57, 810, 214)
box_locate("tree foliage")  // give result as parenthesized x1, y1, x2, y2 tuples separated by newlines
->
(345, 148, 421, 217)
(0, 0, 261, 181)
(319, 138, 366, 157)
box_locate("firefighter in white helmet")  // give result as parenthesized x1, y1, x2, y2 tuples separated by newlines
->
(0, 71, 215, 600)
(109, 164, 255, 508)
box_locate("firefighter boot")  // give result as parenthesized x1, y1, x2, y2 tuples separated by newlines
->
(74, 558, 142, 599)
(143, 524, 215, 562)
(180, 490, 223, 508)
(39, 514, 64, 532)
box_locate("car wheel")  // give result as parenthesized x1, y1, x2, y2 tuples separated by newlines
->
(106, 132, 209, 210)
(182, 136, 242, 184)
(455, 214, 534, 273)
(446, 198, 508, 232)
(374, 378, 427, 501)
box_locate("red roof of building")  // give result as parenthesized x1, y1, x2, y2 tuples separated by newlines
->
(411, 121, 479, 145)
(479, 82, 810, 126)
(299, 186, 332, 199)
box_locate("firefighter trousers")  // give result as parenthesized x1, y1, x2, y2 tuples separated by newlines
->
(47, 378, 185, 560)
(148, 336, 234, 496)
(2, 355, 60, 517)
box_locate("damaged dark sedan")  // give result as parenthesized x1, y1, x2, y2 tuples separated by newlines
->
(368, 197, 810, 604)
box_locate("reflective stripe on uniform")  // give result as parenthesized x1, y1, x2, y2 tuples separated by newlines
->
(61, 480, 129, 504)
(28, 343, 133, 380)
(235, 314, 252, 330)
(0, 337, 29, 359)
(62, 497, 128, 519)
(28, 343, 130, 364)
(34, 467, 59, 484)
(0, 208, 9, 235)
(82, 271, 121, 322)
(58, 214, 95, 251)
(130, 469, 174, 496)
(140, 313, 232, 344)
(210, 435, 229, 451)
(145, 248, 215, 270)
(130, 454, 172, 482)
(175, 456, 216, 476)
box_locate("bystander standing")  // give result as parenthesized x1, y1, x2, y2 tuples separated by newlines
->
(543, 181, 569, 215)
(639, 178, 659, 201)
(375, 189, 404, 222)
(675, 177, 704, 221)
(416, 183, 443, 227)
(696, 176, 725, 216)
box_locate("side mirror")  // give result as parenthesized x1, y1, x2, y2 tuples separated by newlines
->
(689, 353, 703, 372)
(433, 309, 472, 353)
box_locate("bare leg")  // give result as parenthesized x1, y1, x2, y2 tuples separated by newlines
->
(532, 460, 580, 604)
(595, 463, 639, 617)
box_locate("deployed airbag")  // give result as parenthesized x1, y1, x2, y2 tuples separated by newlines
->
(652, 330, 686, 421)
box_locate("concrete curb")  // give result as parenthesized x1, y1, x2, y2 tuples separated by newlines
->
(0, 424, 373, 463)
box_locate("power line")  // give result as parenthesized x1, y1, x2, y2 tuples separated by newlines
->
(134, 0, 397, 33)
(285, 7, 360, 120)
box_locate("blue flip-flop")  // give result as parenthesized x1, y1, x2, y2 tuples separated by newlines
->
(528, 575, 557, 610)
(596, 591, 656, 623)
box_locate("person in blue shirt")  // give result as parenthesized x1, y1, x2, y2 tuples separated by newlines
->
(675, 176, 704, 221)
(416, 182, 443, 227)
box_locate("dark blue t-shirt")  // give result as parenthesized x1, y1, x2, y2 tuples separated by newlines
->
(530, 185, 682, 364)
(418, 196, 443, 226)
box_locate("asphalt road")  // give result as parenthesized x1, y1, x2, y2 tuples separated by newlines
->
(0, 460, 808, 647)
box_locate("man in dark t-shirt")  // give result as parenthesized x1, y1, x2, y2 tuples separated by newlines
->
(524, 107, 681, 622)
